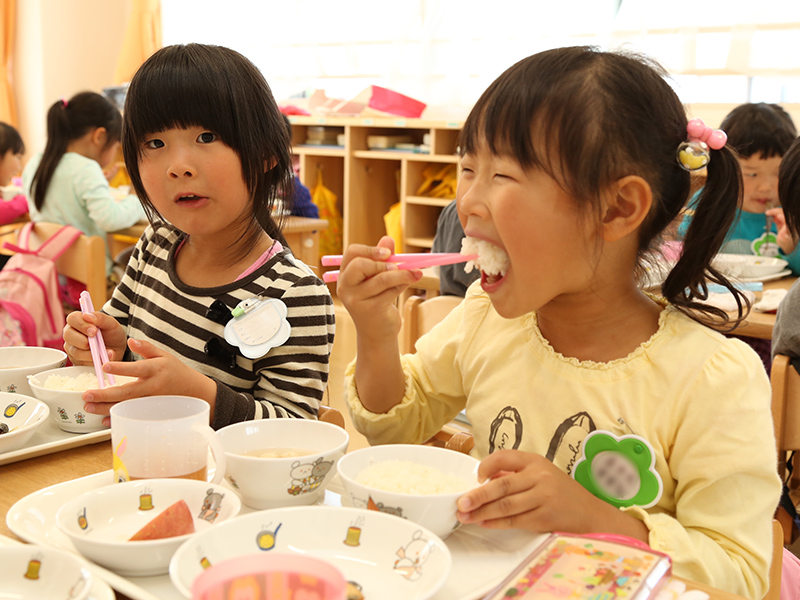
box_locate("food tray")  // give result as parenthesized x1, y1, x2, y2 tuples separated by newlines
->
(0, 417, 109, 466)
(7, 470, 548, 600)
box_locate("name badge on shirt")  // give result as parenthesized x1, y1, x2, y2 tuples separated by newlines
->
(572, 430, 663, 509)
(224, 297, 291, 359)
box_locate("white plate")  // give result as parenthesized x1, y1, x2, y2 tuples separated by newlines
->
(7, 470, 548, 600)
(170, 505, 452, 599)
(0, 533, 115, 600)
(0, 416, 110, 466)
(732, 268, 792, 283)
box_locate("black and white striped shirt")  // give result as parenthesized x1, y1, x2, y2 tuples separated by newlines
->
(105, 223, 335, 429)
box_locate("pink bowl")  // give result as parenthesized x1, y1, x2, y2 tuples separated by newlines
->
(191, 553, 347, 600)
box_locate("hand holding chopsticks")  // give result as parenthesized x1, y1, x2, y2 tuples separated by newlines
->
(79, 290, 116, 389)
(321, 252, 477, 283)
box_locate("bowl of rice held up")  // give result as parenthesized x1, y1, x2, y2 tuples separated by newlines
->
(461, 237, 510, 285)
(0, 346, 67, 396)
(28, 366, 136, 433)
(337, 444, 481, 539)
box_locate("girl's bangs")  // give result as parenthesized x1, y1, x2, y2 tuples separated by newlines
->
(125, 64, 238, 148)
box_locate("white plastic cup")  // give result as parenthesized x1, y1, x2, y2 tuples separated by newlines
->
(109, 396, 226, 484)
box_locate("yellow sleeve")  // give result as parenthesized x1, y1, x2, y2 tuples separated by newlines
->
(626, 339, 781, 600)
(345, 289, 488, 445)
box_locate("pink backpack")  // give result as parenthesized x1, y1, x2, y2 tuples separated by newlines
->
(0, 222, 82, 348)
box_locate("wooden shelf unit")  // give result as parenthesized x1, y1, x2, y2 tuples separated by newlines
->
(287, 116, 462, 255)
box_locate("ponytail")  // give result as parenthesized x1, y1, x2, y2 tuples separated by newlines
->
(30, 100, 71, 210)
(661, 146, 749, 329)
(29, 92, 121, 211)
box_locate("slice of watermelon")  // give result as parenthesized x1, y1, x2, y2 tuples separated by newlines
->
(129, 499, 196, 541)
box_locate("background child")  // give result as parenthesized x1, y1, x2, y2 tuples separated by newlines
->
(281, 114, 319, 219)
(431, 199, 479, 296)
(62, 43, 335, 430)
(337, 47, 780, 599)
(679, 103, 798, 269)
(0, 122, 29, 223)
(22, 91, 146, 276)
(771, 137, 800, 361)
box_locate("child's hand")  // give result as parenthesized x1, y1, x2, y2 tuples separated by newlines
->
(81, 339, 217, 426)
(63, 310, 128, 366)
(767, 207, 798, 255)
(456, 450, 649, 542)
(336, 236, 422, 343)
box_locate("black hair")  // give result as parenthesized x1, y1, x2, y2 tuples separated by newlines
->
(459, 46, 747, 329)
(30, 92, 121, 211)
(122, 43, 291, 252)
(0, 122, 24, 156)
(720, 103, 797, 159)
(779, 138, 800, 238)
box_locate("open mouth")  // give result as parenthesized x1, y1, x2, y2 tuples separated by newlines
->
(177, 194, 202, 202)
(461, 237, 510, 281)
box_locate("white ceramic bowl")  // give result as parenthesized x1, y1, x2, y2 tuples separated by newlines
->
(0, 545, 93, 600)
(0, 392, 49, 454)
(169, 506, 452, 600)
(712, 253, 788, 279)
(216, 419, 349, 509)
(27, 365, 135, 433)
(0, 346, 67, 396)
(55, 478, 241, 576)
(337, 444, 481, 539)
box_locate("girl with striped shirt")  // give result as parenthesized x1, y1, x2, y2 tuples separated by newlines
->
(62, 44, 335, 429)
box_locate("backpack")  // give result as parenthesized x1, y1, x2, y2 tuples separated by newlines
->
(0, 222, 82, 348)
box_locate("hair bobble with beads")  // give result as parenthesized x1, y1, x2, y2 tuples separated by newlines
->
(676, 118, 727, 172)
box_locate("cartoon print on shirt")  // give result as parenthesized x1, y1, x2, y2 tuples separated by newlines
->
(545, 411, 597, 475)
(488, 406, 523, 453)
(752, 232, 781, 257)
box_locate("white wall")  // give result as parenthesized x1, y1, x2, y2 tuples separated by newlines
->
(14, 0, 131, 160)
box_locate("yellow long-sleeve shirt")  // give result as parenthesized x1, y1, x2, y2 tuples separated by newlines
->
(346, 285, 781, 599)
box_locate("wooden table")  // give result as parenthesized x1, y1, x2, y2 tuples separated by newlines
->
(727, 275, 797, 339)
(0, 441, 754, 600)
(112, 216, 329, 271)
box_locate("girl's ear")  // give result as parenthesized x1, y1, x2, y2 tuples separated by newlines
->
(91, 127, 108, 148)
(264, 157, 277, 172)
(602, 175, 652, 242)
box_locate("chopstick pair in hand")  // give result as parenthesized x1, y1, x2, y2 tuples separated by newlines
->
(78, 290, 116, 389)
(321, 253, 478, 283)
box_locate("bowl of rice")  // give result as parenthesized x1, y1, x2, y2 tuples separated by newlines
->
(216, 418, 350, 509)
(0, 346, 67, 396)
(27, 365, 136, 433)
(337, 444, 481, 539)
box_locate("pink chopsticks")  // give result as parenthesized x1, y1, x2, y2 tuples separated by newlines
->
(79, 290, 116, 388)
(321, 253, 477, 283)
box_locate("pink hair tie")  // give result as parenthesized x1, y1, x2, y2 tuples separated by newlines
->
(60, 97, 68, 108)
(677, 118, 727, 172)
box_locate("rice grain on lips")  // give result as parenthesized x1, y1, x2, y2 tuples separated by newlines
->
(461, 237, 510, 276)
(356, 459, 472, 495)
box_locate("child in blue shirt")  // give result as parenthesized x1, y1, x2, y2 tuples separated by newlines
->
(679, 103, 799, 272)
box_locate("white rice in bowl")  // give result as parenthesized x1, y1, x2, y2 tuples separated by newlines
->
(356, 459, 473, 495)
(43, 372, 122, 391)
(461, 237, 510, 276)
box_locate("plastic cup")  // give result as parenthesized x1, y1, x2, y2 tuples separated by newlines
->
(190, 553, 346, 600)
(109, 396, 226, 484)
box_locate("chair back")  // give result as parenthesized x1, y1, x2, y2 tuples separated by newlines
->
(21, 222, 106, 309)
(771, 354, 800, 477)
(401, 294, 463, 354)
(765, 519, 784, 600)
(318, 405, 345, 429)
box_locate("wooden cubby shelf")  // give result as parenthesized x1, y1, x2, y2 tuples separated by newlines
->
(287, 116, 463, 254)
